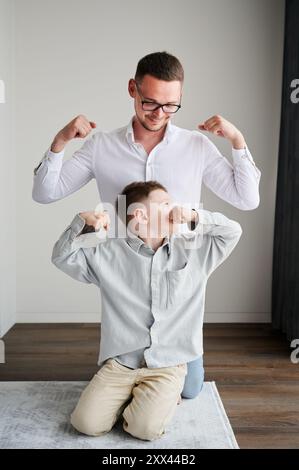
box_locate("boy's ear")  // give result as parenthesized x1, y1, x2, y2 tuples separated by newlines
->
(134, 207, 148, 224)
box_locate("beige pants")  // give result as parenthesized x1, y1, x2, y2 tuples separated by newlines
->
(70, 358, 187, 441)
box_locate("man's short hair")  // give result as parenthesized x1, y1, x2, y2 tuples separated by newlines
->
(115, 180, 168, 226)
(135, 51, 184, 84)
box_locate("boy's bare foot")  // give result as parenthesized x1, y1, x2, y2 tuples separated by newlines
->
(177, 395, 182, 405)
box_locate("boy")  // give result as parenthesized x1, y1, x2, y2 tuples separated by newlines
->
(51, 180, 242, 441)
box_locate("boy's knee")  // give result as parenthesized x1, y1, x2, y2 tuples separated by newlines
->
(70, 412, 111, 437)
(123, 416, 164, 441)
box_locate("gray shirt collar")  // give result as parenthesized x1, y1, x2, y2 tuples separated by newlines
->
(126, 229, 171, 256)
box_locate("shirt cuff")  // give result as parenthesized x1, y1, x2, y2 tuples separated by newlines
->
(232, 145, 255, 165)
(46, 147, 65, 158)
(193, 209, 223, 226)
(33, 147, 65, 175)
(181, 208, 209, 239)
(232, 146, 260, 176)
(69, 214, 87, 240)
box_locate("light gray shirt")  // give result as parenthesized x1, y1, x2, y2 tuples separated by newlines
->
(51, 210, 242, 369)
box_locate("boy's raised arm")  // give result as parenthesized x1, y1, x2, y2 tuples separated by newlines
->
(51, 211, 109, 286)
(185, 209, 243, 278)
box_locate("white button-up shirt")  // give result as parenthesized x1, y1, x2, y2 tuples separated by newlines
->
(32, 116, 261, 212)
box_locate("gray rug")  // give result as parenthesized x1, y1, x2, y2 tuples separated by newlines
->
(0, 381, 238, 449)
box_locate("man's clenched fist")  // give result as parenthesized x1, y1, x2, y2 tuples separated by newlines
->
(198, 114, 246, 149)
(51, 115, 97, 153)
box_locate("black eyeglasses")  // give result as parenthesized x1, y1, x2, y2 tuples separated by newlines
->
(135, 82, 181, 114)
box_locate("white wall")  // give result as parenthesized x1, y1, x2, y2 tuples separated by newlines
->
(0, 0, 16, 336)
(12, 0, 284, 324)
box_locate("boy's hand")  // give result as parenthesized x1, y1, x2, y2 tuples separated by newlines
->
(79, 211, 110, 232)
(169, 206, 198, 225)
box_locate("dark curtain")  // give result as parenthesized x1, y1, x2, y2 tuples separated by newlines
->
(272, 0, 299, 340)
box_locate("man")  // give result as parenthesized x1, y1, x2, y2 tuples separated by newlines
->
(32, 51, 261, 399)
(51, 180, 242, 441)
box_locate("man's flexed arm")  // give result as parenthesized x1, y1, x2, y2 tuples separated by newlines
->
(198, 115, 261, 211)
(32, 115, 97, 204)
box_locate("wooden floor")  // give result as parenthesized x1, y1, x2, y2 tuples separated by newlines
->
(1, 323, 298, 449)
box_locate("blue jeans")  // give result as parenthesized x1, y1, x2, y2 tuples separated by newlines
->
(181, 355, 204, 399)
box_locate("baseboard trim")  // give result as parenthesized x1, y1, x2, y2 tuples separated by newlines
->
(16, 313, 101, 323)
(16, 312, 271, 323)
(204, 312, 271, 323)
(0, 316, 16, 337)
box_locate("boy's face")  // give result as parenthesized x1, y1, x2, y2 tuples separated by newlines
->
(130, 189, 174, 239)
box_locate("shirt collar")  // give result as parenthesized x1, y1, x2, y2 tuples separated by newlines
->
(126, 228, 171, 256)
(125, 116, 176, 145)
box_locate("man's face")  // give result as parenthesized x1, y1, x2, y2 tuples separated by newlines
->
(128, 75, 182, 133)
